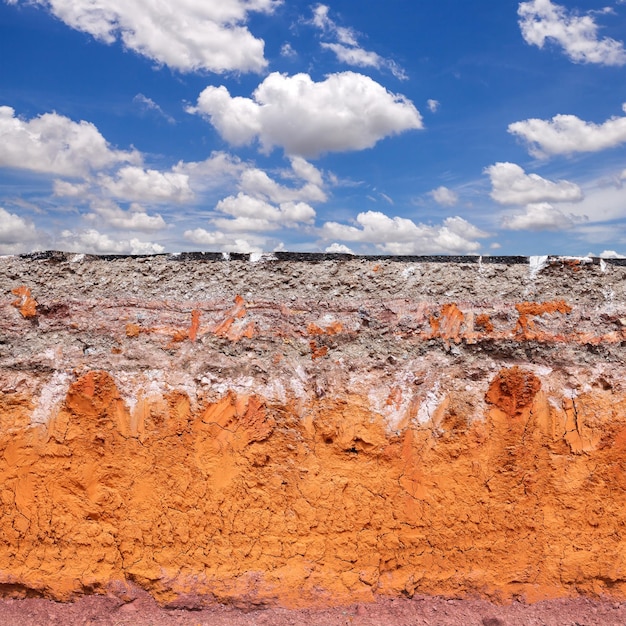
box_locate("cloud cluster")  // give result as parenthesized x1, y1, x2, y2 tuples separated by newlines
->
(189, 71, 422, 157)
(0, 207, 39, 250)
(430, 186, 458, 207)
(183, 157, 324, 251)
(0, 106, 139, 176)
(501, 202, 577, 231)
(311, 4, 407, 80)
(518, 0, 626, 65)
(58, 228, 164, 254)
(85, 201, 167, 231)
(97, 166, 193, 203)
(485, 162, 584, 232)
(6, 0, 280, 73)
(509, 104, 626, 157)
(321, 211, 489, 255)
(183, 228, 265, 254)
(485, 162, 582, 204)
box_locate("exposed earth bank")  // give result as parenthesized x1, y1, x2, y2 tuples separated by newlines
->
(1, 252, 626, 615)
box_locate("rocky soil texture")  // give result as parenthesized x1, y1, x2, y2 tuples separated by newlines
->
(1, 252, 626, 614)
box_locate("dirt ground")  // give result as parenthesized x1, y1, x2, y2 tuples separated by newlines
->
(1, 593, 625, 626)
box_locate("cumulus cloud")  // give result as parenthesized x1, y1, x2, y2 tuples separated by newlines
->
(325, 242, 354, 254)
(86, 201, 166, 231)
(0, 106, 139, 176)
(199, 155, 325, 238)
(239, 159, 326, 204)
(7, 0, 279, 74)
(427, 99, 440, 113)
(0, 207, 39, 247)
(98, 166, 193, 203)
(215, 192, 315, 227)
(183, 228, 264, 253)
(54, 152, 242, 205)
(485, 162, 583, 205)
(508, 104, 626, 157)
(501, 202, 577, 231)
(172, 152, 244, 192)
(321, 211, 489, 255)
(58, 228, 164, 254)
(53, 180, 90, 197)
(189, 71, 422, 157)
(311, 4, 407, 80)
(518, 0, 626, 65)
(430, 186, 458, 207)
(599, 249, 626, 258)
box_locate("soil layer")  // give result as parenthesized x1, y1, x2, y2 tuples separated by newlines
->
(1, 253, 626, 610)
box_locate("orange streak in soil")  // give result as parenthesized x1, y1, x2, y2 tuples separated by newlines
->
(11, 286, 37, 319)
(189, 310, 201, 342)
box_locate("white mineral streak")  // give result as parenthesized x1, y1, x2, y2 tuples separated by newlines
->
(558, 255, 592, 265)
(367, 384, 411, 432)
(249, 252, 277, 263)
(31, 371, 73, 425)
(529, 255, 549, 279)
(115, 370, 198, 413)
(289, 365, 308, 399)
(401, 265, 416, 279)
(416, 383, 442, 426)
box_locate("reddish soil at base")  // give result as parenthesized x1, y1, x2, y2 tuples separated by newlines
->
(1, 594, 625, 626)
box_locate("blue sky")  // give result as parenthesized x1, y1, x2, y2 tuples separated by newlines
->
(2, 0, 626, 256)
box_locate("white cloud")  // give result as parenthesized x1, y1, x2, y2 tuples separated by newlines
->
(9, 0, 280, 74)
(59, 228, 164, 254)
(133, 94, 175, 124)
(86, 201, 166, 231)
(189, 71, 422, 157)
(54, 152, 242, 204)
(280, 42, 297, 58)
(311, 4, 357, 46)
(430, 186, 458, 207)
(542, 175, 626, 225)
(211, 216, 275, 232)
(183, 228, 264, 253)
(53, 180, 90, 197)
(325, 242, 354, 254)
(0, 106, 139, 176)
(289, 156, 324, 187)
(485, 162, 583, 204)
(427, 99, 440, 113)
(199, 156, 324, 239)
(509, 104, 626, 157)
(98, 166, 193, 202)
(311, 4, 407, 80)
(172, 152, 244, 192)
(518, 0, 626, 65)
(321, 211, 489, 255)
(239, 160, 326, 204)
(0, 207, 38, 246)
(501, 202, 577, 231)
(215, 192, 315, 227)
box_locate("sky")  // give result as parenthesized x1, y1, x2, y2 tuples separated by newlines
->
(2, 0, 626, 256)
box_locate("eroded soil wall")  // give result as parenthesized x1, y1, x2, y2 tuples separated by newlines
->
(1, 253, 626, 608)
